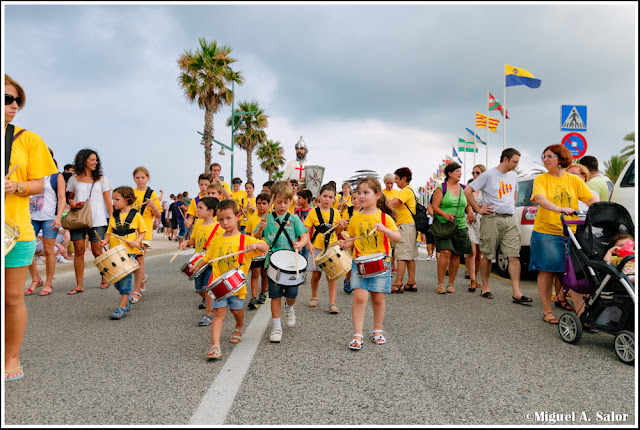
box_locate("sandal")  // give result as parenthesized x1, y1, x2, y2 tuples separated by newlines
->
(100, 277, 109, 289)
(372, 330, 386, 344)
(67, 287, 84, 295)
(230, 327, 244, 344)
(39, 284, 53, 296)
(481, 291, 493, 299)
(329, 303, 339, 314)
(468, 280, 478, 292)
(25, 279, 44, 295)
(436, 283, 446, 294)
(140, 274, 149, 293)
(129, 291, 142, 304)
(349, 334, 363, 350)
(446, 283, 455, 294)
(197, 313, 213, 326)
(308, 297, 318, 307)
(554, 298, 574, 311)
(542, 311, 559, 324)
(391, 283, 405, 294)
(4, 365, 24, 382)
(206, 345, 222, 360)
(404, 283, 417, 292)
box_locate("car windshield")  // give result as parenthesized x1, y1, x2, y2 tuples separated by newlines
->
(516, 179, 536, 207)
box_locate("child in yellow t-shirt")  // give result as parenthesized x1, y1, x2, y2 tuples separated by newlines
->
(131, 166, 162, 302)
(207, 182, 225, 200)
(288, 179, 300, 214)
(245, 193, 271, 309)
(242, 181, 257, 231)
(338, 182, 353, 217)
(304, 184, 348, 313)
(230, 178, 249, 231)
(185, 173, 212, 229)
(339, 191, 362, 294)
(192, 200, 268, 360)
(339, 178, 400, 350)
(178, 197, 223, 325)
(100, 186, 147, 320)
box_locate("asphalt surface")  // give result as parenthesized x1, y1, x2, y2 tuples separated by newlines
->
(4, 235, 636, 426)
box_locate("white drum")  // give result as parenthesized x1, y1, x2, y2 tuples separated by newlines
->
(267, 250, 308, 286)
(4, 216, 20, 256)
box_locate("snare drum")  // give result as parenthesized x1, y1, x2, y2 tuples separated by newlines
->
(249, 253, 266, 270)
(315, 245, 352, 280)
(4, 216, 21, 256)
(354, 253, 390, 278)
(206, 269, 246, 302)
(180, 251, 209, 280)
(93, 244, 140, 285)
(267, 250, 308, 286)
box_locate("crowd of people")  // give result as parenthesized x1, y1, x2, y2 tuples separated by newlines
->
(4, 72, 634, 383)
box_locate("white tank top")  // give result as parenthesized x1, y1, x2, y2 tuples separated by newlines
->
(30, 174, 59, 221)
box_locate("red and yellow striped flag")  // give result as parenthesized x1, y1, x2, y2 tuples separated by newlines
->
(476, 112, 499, 132)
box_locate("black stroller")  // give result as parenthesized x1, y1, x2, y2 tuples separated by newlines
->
(557, 202, 636, 365)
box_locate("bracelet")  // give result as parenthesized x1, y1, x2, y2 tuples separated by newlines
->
(16, 181, 30, 196)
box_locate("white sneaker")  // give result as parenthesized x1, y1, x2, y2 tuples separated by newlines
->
(269, 327, 283, 343)
(285, 308, 296, 327)
(56, 255, 70, 263)
(35, 256, 44, 265)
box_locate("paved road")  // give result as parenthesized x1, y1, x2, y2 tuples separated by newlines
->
(4, 238, 636, 426)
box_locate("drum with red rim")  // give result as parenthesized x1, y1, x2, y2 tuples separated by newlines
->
(354, 253, 390, 278)
(206, 269, 246, 302)
(180, 252, 208, 280)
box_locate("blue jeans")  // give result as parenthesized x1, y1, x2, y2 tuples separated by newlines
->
(177, 220, 187, 239)
(211, 294, 244, 310)
(350, 261, 391, 293)
(529, 231, 566, 273)
(70, 225, 108, 242)
(194, 265, 213, 292)
(31, 219, 58, 239)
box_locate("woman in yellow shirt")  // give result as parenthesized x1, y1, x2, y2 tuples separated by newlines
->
(4, 75, 58, 382)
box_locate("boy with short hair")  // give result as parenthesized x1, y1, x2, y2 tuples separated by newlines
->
(288, 179, 299, 214)
(175, 193, 187, 245)
(178, 197, 222, 325)
(245, 193, 271, 308)
(207, 182, 225, 200)
(185, 174, 212, 229)
(262, 180, 274, 194)
(192, 200, 268, 360)
(254, 181, 310, 343)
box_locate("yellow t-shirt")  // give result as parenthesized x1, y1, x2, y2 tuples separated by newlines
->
(332, 194, 351, 210)
(4, 125, 58, 242)
(190, 219, 223, 253)
(382, 188, 399, 202)
(347, 210, 398, 258)
(338, 194, 353, 218)
(230, 189, 248, 211)
(304, 207, 342, 250)
(106, 211, 148, 255)
(395, 186, 417, 225)
(202, 233, 266, 299)
(246, 213, 268, 237)
(186, 193, 207, 219)
(532, 172, 594, 236)
(246, 196, 257, 218)
(133, 188, 159, 241)
(288, 196, 298, 214)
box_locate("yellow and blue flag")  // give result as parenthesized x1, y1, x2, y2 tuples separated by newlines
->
(505, 64, 541, 88)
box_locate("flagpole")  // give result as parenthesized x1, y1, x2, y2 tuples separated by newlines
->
(486, 90, 489, 168)
(463, 142, 467, 183)
(503, 62, 507, 150)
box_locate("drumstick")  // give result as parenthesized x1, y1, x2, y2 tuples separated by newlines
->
(93, 229, 108, 251)
(296, 250, 299, 277)
(111, 233, 143, 250)
(5, 164, 19, 180)
(169, 247, 183, 263)
(208, 249, 246, 263)
(130, 195, 162, 210)
(262, 195, 275, 220)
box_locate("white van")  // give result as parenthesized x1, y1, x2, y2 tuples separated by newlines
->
(609, 156, 636, 220)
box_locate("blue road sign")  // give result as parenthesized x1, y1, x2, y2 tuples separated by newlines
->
(562, 132, 588, 159)
(561, 105, 587, 131)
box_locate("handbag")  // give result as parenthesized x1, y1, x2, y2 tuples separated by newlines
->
(430, 184, 462, 240)
(62, 181, 95, 230)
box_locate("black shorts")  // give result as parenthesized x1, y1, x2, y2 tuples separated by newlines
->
(170, 219, 177, 229)
(426, 230, 435, 244)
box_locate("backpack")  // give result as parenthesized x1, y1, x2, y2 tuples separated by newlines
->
(402, 186, 430, 235)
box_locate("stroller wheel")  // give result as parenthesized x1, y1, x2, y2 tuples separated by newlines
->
(614, 331, 634, 365)
(558, 313, 582, 344)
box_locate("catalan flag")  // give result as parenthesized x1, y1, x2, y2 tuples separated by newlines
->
(488, 92, 509, 118)
(505, 64, 541, 89)
(476, 112, 500, 132)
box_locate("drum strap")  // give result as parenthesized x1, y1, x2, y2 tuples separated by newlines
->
(203, 223, 220, 250)
(271, 212, 294, 251)
(4, 124, 27, 175)
(238, 233, 246, 266)
(139, 188, 154, 216)
(310, 207, 334, 249)
(112, 209, 139, 236)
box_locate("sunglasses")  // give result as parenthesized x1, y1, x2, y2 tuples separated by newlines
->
(472, 171, 482, 175)
(5, 94, 22, 106)
(541, 154, 559, 160)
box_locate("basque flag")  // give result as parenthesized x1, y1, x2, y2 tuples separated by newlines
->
(505, 64, 541, 89)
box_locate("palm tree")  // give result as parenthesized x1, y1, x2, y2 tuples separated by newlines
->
(603, 154, 627, 183)
(514, 167, 525, 178)
(257, 139, 285, 181)
(227, 100, 268, 182)
(177, 38, 244, 173)
(621, 132, 635, 162)
(530, 162, 546, 176)
(273, 170, 284, 180)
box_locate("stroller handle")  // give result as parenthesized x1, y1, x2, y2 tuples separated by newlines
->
(561, 211, 587, 225)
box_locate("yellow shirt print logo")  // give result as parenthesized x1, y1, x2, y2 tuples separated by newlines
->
(498, 181, 513, 199)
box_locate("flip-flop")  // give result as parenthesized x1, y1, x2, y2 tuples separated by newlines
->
(67, 288, 84, 295)
(4, 365, 24, 382)
(481, 291, 494, 299)
(513, 295, 533, 304)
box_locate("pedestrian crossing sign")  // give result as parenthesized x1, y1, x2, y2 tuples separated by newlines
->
(561, 105, 587, 131)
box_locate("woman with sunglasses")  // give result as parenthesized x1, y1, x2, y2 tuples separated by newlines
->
(530, 145, 597, 324)
(4, 74, 58, 382)
(465, 164, 486, 292)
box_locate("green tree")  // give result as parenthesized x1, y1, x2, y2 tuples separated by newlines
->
(514, 167, 525, 177)
(273, 170, 284, 180)
(621, 132, 635, 162)
(257, 139, 285, 181)
(177, 38, 244, 173)
(227, 100, 268, 182)
(603, 154, 627, 183)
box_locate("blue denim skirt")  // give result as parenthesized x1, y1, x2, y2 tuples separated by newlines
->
(529, 230, 567, 273)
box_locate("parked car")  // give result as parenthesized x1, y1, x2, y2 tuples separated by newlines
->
(609, 156, 636, 220)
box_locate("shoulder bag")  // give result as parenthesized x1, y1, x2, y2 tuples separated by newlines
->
(430, 184, 462, 240)
(62, 180, 95, 230)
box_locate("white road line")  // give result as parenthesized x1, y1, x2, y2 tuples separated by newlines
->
(189, 300, 271, 425)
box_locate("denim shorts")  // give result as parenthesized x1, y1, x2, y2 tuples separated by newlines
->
(31, 219, 58, 239)
(177, 220, 187, 239)
(211, 294, 244, 310)
(70, 225, 108, 242)
(529, 230, 567, 273)
(350, 261, 391, 293)
(5, 240, 37, 268)
(113, 271, 134, 295)
(194, 265, 213, 292)
(268, 278, 299, 299)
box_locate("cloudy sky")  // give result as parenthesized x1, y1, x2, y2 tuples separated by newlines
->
(3, 2, 636, 199)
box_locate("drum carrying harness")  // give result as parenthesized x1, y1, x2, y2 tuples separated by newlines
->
(112, 209, 139, 237)
(268, 212, 295, 255)
(139, 188, 154, 215)
(310, 207, 335, 250)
